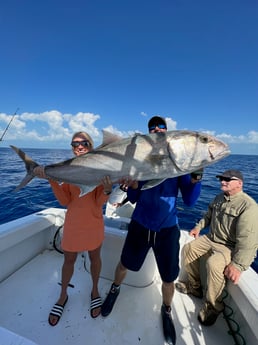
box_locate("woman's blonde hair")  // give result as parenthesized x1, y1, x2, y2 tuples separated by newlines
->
(72, 131, 94, 149)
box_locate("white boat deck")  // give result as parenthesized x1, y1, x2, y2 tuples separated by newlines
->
(1, 207, 257, 345)
(0, 248, 234, 345)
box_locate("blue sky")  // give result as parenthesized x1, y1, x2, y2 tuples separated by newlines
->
(0, 0, 257, 154)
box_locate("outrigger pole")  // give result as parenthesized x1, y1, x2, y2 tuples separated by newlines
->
(0, 108, 19, 141)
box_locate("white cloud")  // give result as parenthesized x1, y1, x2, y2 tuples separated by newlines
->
(66, 112, 101, 140)
(103, 125, 124, 137)
(247, 131, 258, 144)
(165, 117, 177, 131)
(216, 132, 258, 144)
(0, 111, 103, 144)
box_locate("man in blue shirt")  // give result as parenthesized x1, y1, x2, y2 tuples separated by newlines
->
(101, 116, 202, 345)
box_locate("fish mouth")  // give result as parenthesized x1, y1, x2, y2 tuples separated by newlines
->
(216, 148, 231, 159)
(208, 140, 231, 160)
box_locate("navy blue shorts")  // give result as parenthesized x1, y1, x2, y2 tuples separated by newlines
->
(121, 219, 180, 282)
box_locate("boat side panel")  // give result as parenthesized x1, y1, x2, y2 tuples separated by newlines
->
(226, 270, 258, 344)
(0, 208, 66, 282)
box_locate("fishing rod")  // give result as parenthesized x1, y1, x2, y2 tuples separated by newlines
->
(0, 107, 19, 141)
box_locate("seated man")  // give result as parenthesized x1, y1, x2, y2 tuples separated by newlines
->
(176, 169, 258, 326)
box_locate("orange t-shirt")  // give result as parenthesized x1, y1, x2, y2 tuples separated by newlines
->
(50, 181, 109, 252)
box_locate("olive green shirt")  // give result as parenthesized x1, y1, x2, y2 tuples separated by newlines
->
(195, 191, 258, 271)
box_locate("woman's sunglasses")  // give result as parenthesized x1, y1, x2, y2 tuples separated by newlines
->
(71, 140, 90, 148)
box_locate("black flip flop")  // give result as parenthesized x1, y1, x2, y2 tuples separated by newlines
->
(48, 296, 68, 326)
(90, 296, 102, 318)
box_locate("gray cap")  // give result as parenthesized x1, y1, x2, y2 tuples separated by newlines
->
(216, 169, 243, 181)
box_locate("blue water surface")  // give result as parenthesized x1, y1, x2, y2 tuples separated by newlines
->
(0, 147, 257, 272)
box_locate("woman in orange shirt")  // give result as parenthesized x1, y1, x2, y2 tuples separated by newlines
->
(34, 131, 112, 325)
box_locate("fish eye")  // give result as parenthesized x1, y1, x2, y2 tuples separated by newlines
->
(199, 135, 208, 144)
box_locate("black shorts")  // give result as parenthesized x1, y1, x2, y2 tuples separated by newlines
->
(121, 219, 180, 282)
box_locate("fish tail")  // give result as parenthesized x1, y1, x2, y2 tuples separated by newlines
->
(10, 145, 39, 191)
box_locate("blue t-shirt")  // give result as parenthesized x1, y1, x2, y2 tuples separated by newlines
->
(127, 175, 201, 232)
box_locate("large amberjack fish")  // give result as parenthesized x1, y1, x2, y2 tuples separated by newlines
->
(11, 130, 230, 195)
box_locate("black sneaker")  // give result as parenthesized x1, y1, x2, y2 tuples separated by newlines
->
(101, 283, 120, 317)
(161, 304, 176, 345)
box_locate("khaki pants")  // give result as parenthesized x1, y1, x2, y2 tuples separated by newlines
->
(183, 235, 232, 311)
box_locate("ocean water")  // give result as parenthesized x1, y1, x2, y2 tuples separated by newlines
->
(0, 147, 257, 272)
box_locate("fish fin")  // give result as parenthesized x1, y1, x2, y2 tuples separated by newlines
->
(13, 174, 36, 192)
(78, 184, 96, 197)
(95, 130, 123, 149)
(141, 179, 167, 190)
(10, 145, 39, 191)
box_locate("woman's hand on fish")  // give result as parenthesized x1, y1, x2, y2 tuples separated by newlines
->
(101, 176, 113, 194)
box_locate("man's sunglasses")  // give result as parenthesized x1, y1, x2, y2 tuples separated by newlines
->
(218, 177, 239, 182)
(149, 124, 167, 131)
(71, 140, 90, 148)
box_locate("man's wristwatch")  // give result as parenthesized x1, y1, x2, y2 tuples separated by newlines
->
(190, 169, 203, 181)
